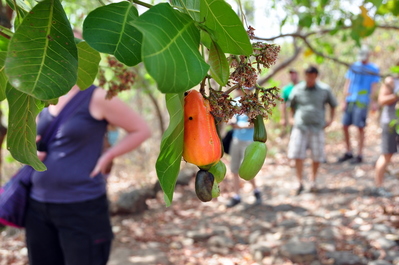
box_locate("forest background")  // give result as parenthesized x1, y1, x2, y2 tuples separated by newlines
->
(0, 0, 396, 186)
(1, 0, 399, 264)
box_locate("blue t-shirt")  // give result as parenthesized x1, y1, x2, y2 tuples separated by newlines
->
(345, 61, 380, 104)
(232, 114, 254, 141)
(231, 96, 254, 141)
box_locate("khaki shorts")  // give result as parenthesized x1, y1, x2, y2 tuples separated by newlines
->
(229, 138, 252, 174)
(287, 127, 325, 161)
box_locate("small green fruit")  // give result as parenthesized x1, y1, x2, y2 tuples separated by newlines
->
(238, 141, 267, 181)
(208, 160, 227, 183)
(253, 115, 267, 143)
(211, 181, 220, 198)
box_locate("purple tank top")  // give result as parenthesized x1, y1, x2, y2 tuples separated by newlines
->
(31, 86, 108, 203)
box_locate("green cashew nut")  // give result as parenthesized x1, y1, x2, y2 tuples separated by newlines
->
(195, 170, 215, 202)
(238, 141, 267, 181)
(208, 160, 227, 183)
(253, 114, 267, 143)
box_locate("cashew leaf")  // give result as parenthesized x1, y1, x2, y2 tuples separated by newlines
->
(155, 93, 184, 206)
(132, 3, 209, 93)
(5, 0, 78, 100)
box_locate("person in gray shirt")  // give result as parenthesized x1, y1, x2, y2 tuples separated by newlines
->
(287, 66, 338, 194)
(374, 75, 399, 197)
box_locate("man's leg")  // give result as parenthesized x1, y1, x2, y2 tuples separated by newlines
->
(294, 159, 304, 194)
(338, 104, 354, 163)
(375, 154, 393, 187)
(343, 125, 351, 153)
(287, 127, 307, 194)
(310, 161, 320, 192)
(357, 126, 365, 157)
(249, 178, 261, 204)
(232, 172, 240, 195)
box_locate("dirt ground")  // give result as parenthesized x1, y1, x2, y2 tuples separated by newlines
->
(1, 115, 399, 265)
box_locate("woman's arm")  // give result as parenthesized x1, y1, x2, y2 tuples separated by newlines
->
(378, 76, 398, 106)
(90, 88, 151, 176)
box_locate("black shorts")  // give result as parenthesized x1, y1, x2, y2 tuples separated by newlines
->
(381, 123, 399, 154)
(25, 194, 113, 265)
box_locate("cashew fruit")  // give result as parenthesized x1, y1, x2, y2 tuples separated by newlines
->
(211, 181, 220, 198)
(253, 114, 267, 143)
(208, 160, 227, 184)
(195, 169, 215, 202)
(183, 90, 222, 170)
(238, 141, 267, 181)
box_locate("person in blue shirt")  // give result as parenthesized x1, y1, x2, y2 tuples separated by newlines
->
(226, 88, 261, 208)
(337, 45, 380, 164)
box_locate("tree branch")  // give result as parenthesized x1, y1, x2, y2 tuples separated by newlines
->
(258, 39, 302, 86)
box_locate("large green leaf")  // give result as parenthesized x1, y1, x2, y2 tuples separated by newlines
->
(132, 3, 209, 94)
(200, 0, 252, 56)
(0, 52, 8, 101)
(0, 33, 10, 52)
(6, 86, 46, 171)
(76, 41, 101, 90)
(209, 40, 229, 86)
(5, 0, 78, 100)
(155, 93, 184, 206)
(83, 2, 142, 67)
(171, 0, 200, 21)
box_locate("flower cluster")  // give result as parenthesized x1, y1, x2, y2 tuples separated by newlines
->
(98, 56, 136, 99)
(252, 43, 281, 72)
(207, 88, 238, 123)
(206, 27, 281, 123)
(229, 60, 258, 88)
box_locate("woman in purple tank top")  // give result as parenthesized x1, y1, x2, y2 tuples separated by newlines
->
(25, 84, 151, 265)
(374, 76, 399, 198)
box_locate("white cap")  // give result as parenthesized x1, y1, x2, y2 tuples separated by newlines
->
(357, 45, 370, 62)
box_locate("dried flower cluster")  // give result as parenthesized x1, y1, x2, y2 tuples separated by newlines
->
(207, 88, 238, 123)
(229, 58, 258, 88)
(98, 56, 136, 99)
(208, 86, 281, 123)
(253, 42, 281, 72)
(207, 26, 282, 123)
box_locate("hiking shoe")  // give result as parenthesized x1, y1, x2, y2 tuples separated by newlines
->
(375, 187, 392, 198)
(349, 156, 363, 165)
(337, 153, 353, 163)
(309, 183, 317, 193)
(254, 191, 262, 205)
(296, 184, 304, 195)
(226, 197, 241, 208)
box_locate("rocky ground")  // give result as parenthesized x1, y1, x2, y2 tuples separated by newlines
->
(1, 120, 399, 265)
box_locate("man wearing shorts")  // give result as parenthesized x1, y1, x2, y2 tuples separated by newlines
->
(287, 66, 337, 194)
(374, 76, 399, 197)
(337, 45, 380, 164)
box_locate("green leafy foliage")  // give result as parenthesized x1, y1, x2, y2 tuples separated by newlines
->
(2, 0, 395, 204)
(200, 0, 252, 56)
(0, 52, 8, 101)
(6, 86, 45, 171)
(171, 0, 200, 21)
(209, 41, 229, 86)
(83, 2, 142, 67)
(76, 41, 101, 90)
(132, 3, 209, 93)
(5, 0, 78, 100)
(155, 93, 184, 205)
